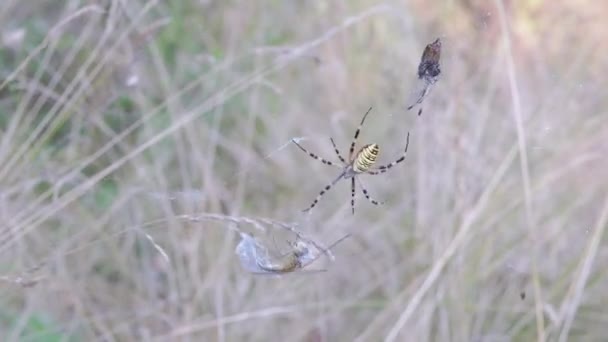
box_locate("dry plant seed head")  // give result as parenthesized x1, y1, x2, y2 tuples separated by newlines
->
(292, 107, 410, 215)
(407, 37, 442, 116)
(418, 38, 442, 82)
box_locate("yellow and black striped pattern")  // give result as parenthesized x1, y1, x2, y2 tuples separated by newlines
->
(353, 144, 379, 173)
(292, 107, 409, 214)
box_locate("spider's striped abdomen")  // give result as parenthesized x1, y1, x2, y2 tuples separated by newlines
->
(353, 144, 379, 173)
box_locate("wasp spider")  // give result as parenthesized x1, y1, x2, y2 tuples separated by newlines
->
(292, 107, 410, 214)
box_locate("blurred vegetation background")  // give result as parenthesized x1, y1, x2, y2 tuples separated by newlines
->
(0, 0, 607, 341)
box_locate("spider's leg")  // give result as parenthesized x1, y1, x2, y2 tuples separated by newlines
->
(303, 171, 345, 213)
(349, 107, 373, 160)
(367, 132, 410, 175)
(300, 233, 351, 269)
(330, 138, 346, 164)
(292, 139, 339, 167)
(351, 177, 356, 215)
(357, 178, 385, 206)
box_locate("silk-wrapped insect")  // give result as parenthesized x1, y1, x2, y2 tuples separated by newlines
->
(235, 233, 349, 275)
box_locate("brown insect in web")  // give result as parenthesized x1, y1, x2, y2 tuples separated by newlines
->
(406, 38, 442, 116)
(236, 233, 351, 275)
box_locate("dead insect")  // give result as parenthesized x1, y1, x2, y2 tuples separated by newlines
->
(256, 240, 311, 273)
(235, 233, 350, 275)
(406, 38, 441, 116)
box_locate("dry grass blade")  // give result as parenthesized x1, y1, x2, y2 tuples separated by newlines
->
(0, 4, 390, 253)
(383, 145, 518, 341)
(557, 194, 608, 341)
(1, 1, 606, 340)
(494, 0, 546, 339)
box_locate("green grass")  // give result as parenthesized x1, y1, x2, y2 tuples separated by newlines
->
(0, 0, 607, 341)
(1, 313, 75, 342)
